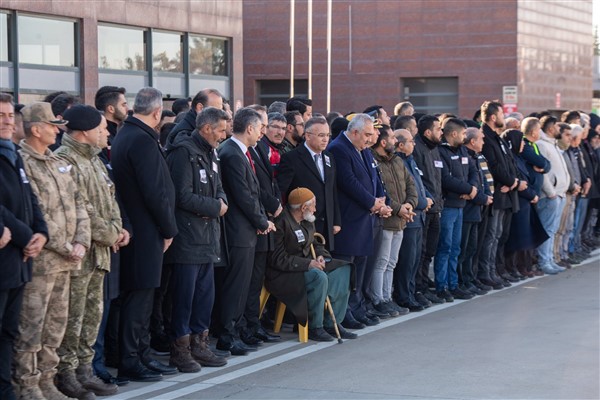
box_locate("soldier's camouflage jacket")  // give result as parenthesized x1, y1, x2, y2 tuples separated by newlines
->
(18, 140, 91, 275)
(55, 134, 122, 275)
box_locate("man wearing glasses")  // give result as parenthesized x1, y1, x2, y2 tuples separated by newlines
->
(278, 117, 341, 251)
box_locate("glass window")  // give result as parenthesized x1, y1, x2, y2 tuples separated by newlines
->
(152, 31, 182, 72)
(0, 12, 9, 62)
(98, 24, 145, 71)
(18, 15, 75, 67)
(257, 79, 308, 105)
(189, 35, 228, 76)
(403, 77, 458, 115)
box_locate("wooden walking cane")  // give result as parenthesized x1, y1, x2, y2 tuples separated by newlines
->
(310, 232, 343, 344)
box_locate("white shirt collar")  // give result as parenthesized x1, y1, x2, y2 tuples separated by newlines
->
(230, 136, 248, 155)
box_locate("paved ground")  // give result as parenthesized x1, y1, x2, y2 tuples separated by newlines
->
(107, 251, 600, 400)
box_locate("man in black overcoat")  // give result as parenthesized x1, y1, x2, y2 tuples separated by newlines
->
(110, 88, 178, 382)
(216, 108, 275, 356)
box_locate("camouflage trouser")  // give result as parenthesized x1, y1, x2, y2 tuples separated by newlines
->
(58, 268, 105, 371)
(14, 271, 70, 387)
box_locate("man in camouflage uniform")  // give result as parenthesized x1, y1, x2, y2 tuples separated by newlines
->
(14, 102, 91, 400)
(55, 105, 124, 398)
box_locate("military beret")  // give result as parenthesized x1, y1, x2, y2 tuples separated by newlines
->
(63, 104, 103, 131)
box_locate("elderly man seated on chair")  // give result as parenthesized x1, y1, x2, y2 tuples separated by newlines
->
(266, 188, 356, 341)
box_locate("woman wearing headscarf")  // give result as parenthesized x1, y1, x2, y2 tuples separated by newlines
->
(503, 124, 549, 278)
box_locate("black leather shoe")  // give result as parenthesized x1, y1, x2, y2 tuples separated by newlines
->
(325, 325, 357, 339)
(479, 278, 503, 290)
(308, 327, 334, 342)
(414, 292, 432, 308)
(237, 339, 258, 352)
(240, 332, 263, 346)
(97, 371, 130, 386)
(500, 273, 519, 283)
(118, 363, 162, 382)
(254, 327, 281, 342)
(436, 290, 454, 303)
(341, 316, 365, 330)
(450, 288, 474, 300)
(216, 340, 248, 356)
(422, 289, 445, 304)
(400, 301, 425, 312)
(144, 359, 178, 375)
(473, 280, 493, 291)
(355, 314, 379, 326)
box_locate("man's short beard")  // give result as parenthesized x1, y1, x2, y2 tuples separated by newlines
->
(303, 211, 316, 223)
(292, 130, 304, 143)
(495, 121, 504, 129)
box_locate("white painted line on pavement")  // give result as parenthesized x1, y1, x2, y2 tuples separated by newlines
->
(108, 340, 301, 399)
(167, 340, 300, 382)
(147, 344, 336, 400)
(146, 382, 215, 399)
(122, 253, 600, 400)
(109, 381, 177, 400)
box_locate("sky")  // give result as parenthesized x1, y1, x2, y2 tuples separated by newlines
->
(595, 0, 600, 28)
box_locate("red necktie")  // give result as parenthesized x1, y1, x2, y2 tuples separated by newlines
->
(246, 150, 256, 174)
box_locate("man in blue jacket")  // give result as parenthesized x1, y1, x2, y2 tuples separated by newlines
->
(394, 129, 434, 311)
(435, 118, 478, 301)
(327, 113, 389, 329)
(458, 127, 493, 295)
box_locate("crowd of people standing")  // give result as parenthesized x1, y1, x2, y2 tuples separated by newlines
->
(0, 86, 599, 400)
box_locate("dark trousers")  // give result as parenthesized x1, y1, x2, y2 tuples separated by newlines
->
(150, 264, 172, 339)
(170, 263, 214, 340)
(218, 246, 255, 346)
(103, 298, 120, 366)
(495, 211, 513, 275)
(363, 221, 383, 304)
(416, 212, 440, 291)
(241, 251, 268, 335)
(458, 222, 478, 286)
(332, 254, 368, 320)
(92, 274, 111, 375)
(0, 286, 24, 400)
(118, 288, 154, 372)
(394, 226, 423, 304)
(472, 206, 490, 278)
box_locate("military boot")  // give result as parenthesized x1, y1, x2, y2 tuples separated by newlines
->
(18, 385, 46, 400)
(75, 364, 117, 396)
(169, 335, 201, 373)
(55, 370, 95, 400)
(39, 376, 75, 400)
(190, 331, 227, 367)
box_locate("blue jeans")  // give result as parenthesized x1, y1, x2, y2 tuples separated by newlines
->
(536, 196, 565, 268)
(569, 196, 589, 253)
(434, 207, 463, 292)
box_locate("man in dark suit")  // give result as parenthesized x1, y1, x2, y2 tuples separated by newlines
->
(327, 113, 389, 329)
(111, 88, 178, 382)
(239, 106, 282, 345)
(217, 108, 275, 356)
(277, 117, 341, 250)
